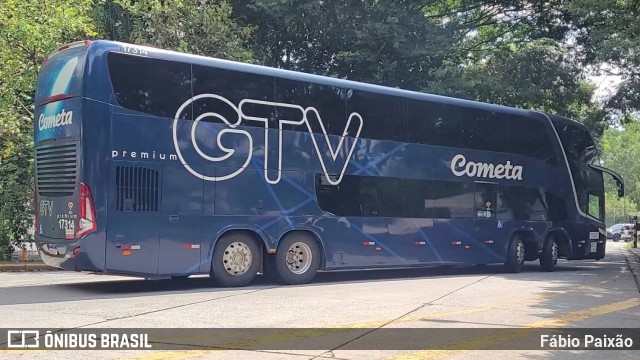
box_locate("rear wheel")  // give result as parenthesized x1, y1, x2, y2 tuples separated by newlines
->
(504, 236, 525, 273)
(210, 233, 260, 287)
(273, 233, 321, 285)
(540, 238, 558, 272)
(613, 234, 621, 242)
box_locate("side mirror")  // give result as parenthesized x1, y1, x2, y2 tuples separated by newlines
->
(617, 180, 625, 198)
(588, 164, 624, 197)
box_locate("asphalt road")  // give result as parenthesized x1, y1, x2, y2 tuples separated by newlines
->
(1, 241, 638, 360)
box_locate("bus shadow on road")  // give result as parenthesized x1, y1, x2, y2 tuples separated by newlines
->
(0, 261, 602, 306)
(60, 261, 592, 293)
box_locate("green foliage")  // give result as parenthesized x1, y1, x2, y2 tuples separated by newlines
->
(600, 120, 640, 205)
(567, 0, 640, 115)
(99, 0, 252, 61)
(230, 0, 458, 89)
(604, 191, 639, 227)
(231, 1, 606, 133)
(429, 40, 606, 135)
(0, 0, 98, 254)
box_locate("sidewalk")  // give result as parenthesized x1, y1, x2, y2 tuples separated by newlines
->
(625, 243, 640, 292)
(0, 261, 56, 272)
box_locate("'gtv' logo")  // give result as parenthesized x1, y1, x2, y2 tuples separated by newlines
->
(7, 330, 40, 348)
(173, 94, 363, 185)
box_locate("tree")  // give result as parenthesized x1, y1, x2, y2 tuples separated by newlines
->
(600, 120, 640, 207)
(430, 40, 605, 134)
(98, 0, 252, 61)
(604, 191, 639, 227)
(0, 0, 98, 256)
(230, 1, 604, 134)
(230, 0, 459, 90)
(566, 0, 640, 116)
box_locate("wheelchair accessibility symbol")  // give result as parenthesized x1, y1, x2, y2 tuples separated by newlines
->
(497, 220, 503, 229)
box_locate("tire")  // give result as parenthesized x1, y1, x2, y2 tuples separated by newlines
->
(210, 233, 260, 287)
(613, 234, 620, 242)
(504, 236, 525, 273)
(273, 232, 321, 285)
(540, 238, 558, 272)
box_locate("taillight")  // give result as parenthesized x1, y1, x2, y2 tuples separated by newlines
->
(75, 182, 97, 238)
(38, 93, 74, 106)
(34, 212, 39, 235)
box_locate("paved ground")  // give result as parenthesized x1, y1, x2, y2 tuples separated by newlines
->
(0, 241, 638, 359)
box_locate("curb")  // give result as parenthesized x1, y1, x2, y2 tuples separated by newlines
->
(624, 248, 640, 293)
(0, 262, 57, 272)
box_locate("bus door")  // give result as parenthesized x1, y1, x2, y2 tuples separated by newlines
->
(473, 182, 502, 262)
(158, 164, 203, 275)
(106, 161, 161, 275)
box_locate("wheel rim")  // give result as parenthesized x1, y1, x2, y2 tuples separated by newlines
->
(222, 241, 253, 276)
(286, 242, 313, 275)
(551, 241, 558, 263)
(516, 240, 525, 264)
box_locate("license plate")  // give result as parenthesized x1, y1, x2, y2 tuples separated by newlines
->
(590, 242, 597, 253)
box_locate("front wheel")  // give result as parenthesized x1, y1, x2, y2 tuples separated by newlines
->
(272, 233, 321, 285)
(504, 236, 525, 273)
(210, 233, 260, 287)
(613, 234, 621, 242)
(539, 238, 558, 272)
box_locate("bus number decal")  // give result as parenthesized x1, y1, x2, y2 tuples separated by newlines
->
(120, 45, 149, 56)
(172, 93, 363, 185)
(58, 219, 75, 231)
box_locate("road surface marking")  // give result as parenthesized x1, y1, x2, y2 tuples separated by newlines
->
(387, 297, 640, 360)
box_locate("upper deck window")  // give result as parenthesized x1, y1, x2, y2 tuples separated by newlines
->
(107, 52, 192, 119)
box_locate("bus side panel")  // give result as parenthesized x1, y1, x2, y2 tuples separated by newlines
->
(158, 163, 203, 275)
(77, 98, 112, 271)
(106, 160, 160, 276)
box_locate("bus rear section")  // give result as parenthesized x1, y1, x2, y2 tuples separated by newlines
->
(34, 41, 101, 271)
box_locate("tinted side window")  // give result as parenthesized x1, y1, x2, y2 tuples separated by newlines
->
(275, 79, 347, 134)
(315, 175, 437, 218)
(348, 91, 405, 141)
(429, 181, 474, 219)
(497, 185, 548, 221)
(315, 174, 372, 217)
(459, 109, 510, 153)
(546, 191, 567, 221)
(509, 116, 557, 165)
(407, 100, 461, 147)
(193, 65, 275, 127)
(553, 121, 598, 164)
(108, 53, 192, 118)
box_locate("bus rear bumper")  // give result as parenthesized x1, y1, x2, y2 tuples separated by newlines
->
(39, 248, 102, 272)
(567, 240, 606, 260)
(36, 236, 104, 272)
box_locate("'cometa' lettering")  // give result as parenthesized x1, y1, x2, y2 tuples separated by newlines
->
(450, 154, 523, 180)
(38, 109, 73, 131)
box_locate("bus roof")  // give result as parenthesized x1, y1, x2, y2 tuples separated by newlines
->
(88, 40, 549, 121)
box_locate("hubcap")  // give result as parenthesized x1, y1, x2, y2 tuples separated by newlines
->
(222, 242, 253, 276)
(551, 241, 558, 263)
(286, 242, 312, 275)
(516, 240, 525, 264)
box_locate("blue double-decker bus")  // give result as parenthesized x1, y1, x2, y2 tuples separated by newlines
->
(34, 40, 625, 286)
